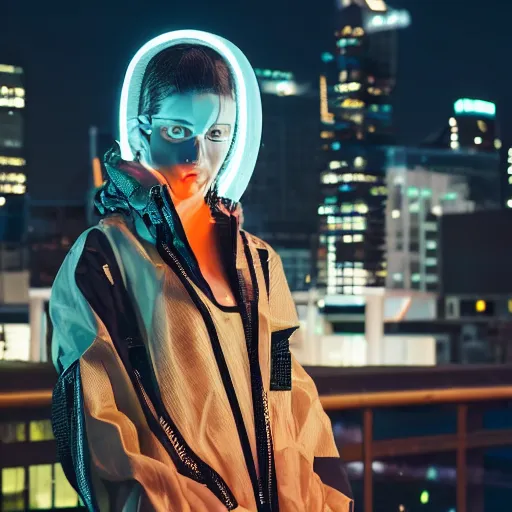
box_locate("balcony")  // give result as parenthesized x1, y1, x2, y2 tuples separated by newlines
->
(1, 363, 512, 511)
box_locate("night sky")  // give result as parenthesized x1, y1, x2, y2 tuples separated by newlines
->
(1, 0, 511, 201)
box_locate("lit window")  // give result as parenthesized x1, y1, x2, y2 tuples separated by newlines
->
(0, 157, 25, 167)
(354, 156, 366, 168)
(341, 98, 365, 109)
(477, 120, 488, 133)
(449, 117, 457, 127)
(411, 274, 421, 282)
(474, 136, 482, 145)
(0, 64, 23, 74)
(475, 300, 486, 313)
(29, 465, 52, 509)
(393, 273, 403, 281)
(407, 187, 419, 198)
(321, 172, 338, 184)
(495, 139, 502, 150)
(432, 205, 443, 216)
(391, 209, 400, 219)
(0, 422, 26, 443)
(2, 467, 25, 510)
(334, 82, 361, 93)
(29, 420, 54, 442)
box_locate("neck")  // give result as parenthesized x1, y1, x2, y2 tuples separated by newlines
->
(175, 195, 216, 254)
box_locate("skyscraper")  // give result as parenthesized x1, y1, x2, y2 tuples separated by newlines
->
(385, 99, 501, 293)
(243, 69, 320, 291)
(0, 63, 27, 243)
(317, 0, 410, 295)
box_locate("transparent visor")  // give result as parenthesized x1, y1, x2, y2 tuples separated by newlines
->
(118, 30, 262, 204)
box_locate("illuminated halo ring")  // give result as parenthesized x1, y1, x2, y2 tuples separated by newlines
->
(119, 30, 262, 203)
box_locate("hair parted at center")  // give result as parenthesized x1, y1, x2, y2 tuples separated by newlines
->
(138, 45, 234, 118)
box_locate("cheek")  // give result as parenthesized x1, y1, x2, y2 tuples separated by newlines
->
(204, 142, 230, 170)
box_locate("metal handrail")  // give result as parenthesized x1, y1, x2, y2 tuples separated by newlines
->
(0, 389, 52, 408)
(320, 386, 512, 410)
(2, 385, 511, 512)
(3, 385, 512, 409)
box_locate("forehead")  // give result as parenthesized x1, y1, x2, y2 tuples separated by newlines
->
(156, 92, 236, 127)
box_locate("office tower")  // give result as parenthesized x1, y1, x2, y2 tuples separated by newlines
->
(317, 0, 410, 295)
(386, 100, 501, 292)
(243, 69, 319, 291)
(0, 63, 27, 243)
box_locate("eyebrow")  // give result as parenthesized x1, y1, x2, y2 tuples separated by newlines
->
(152, 117, 194, 127)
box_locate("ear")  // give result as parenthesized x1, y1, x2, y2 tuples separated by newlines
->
(127, 117, 151, 164)
(138, 115, 152, 137)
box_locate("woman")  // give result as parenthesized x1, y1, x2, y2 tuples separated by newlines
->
(50, 31, 352, 512)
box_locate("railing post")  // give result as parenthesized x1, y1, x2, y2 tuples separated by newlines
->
(457, 404, 468, 512)
(363, 408, 373, 512)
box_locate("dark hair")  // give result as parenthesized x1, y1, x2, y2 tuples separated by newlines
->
(139, 45, 234, 117)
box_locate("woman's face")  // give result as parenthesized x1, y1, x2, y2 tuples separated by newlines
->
(146, 92, 236, 201)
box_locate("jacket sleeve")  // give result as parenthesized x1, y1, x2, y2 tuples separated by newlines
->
(50, 228, 236, 512)
(267, 249, 353, 509)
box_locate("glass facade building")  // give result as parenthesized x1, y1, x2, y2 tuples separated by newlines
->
(0, 64, 27, 244)
(242, 69, 319, 291)
(317, 0, 409, 295)
(385, 146, 500, 293)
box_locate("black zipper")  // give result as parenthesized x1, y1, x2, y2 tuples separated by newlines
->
(131, 365, 237, 508)
(151, 186, 279, 511)
(239, 231, 279, 511)
(156, 235, 265, 509)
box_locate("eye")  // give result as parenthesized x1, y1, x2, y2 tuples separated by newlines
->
(161, 125, 192, 142)
(206, 124, 231, 142)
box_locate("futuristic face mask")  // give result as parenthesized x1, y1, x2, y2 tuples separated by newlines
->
(118, 30, 262, 205)
(137, 93, 236, 201)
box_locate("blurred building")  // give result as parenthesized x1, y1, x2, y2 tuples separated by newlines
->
(29, 201, 88, 289)
(242, 68, 320, 291)
(438, 209, 512, 363)
(385, 99, 501, 293)
(0, 63, 28, 243)
(317, 0, 410, 295)
(0, 63, 30, 364)
(502, 142, 512, 209)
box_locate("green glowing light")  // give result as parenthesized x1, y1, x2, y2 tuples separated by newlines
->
(420, 491, 430, 505)
(454, 98, 495, 117)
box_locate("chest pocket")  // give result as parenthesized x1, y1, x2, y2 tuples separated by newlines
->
(256, 246, 297, 392)
(270, 328, 296, 391)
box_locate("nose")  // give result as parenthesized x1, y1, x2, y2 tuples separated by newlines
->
(182, 136, 200, 164)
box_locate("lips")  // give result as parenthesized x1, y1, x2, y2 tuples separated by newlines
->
(182, 170, 199, 180)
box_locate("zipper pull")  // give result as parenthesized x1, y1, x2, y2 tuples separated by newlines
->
(102, 264, 114, 285)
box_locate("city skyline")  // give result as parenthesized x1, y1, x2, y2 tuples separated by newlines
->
(1, 0, 510, 201)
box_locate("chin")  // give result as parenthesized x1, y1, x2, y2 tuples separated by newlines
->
(170, 183, 204, 203)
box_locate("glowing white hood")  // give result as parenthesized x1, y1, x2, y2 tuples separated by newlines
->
(118, 30, 262, 203)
